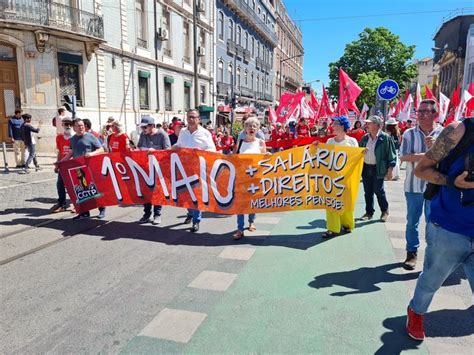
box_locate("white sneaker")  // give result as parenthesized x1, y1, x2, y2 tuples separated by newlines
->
(153, 215, 162, 225)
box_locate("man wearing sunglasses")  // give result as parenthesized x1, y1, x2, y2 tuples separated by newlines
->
(399, 99, 444, 270)
(406, 114, 474, 341)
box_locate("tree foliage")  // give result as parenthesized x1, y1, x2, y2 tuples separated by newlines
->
(328, 27, 418, 108)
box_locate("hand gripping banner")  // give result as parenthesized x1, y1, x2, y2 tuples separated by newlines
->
(59, 145, 365, 215)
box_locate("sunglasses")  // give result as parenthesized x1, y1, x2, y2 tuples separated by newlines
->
(417, 109, 435, 115)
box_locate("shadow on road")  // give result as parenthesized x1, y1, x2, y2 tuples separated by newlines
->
(376, 306, 474, 354)
(308, 262, 420, 296)
(0, 207, 54, 218)
(2, 215, 335, 250)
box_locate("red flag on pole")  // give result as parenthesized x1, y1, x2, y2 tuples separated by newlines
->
(337, 68, 362, 115)
(309, 90, 320, 113)
(317, 84, 333, 119)
(424, 85, 436, 100)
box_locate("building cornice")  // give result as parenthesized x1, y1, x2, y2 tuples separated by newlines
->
(100, 44, 212, 81)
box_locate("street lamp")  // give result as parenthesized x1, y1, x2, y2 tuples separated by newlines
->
(279, 53, 304, 99)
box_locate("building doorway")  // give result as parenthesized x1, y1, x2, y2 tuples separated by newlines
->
(0, 42, 20, 143)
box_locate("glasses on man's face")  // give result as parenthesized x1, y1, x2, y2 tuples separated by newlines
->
(417, 109, 434, 115)
(63, 123, 72, 127)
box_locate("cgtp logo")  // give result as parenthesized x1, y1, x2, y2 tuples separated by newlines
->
(69, 166, 103, 204)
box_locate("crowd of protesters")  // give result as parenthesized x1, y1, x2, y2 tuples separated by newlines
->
(6, 97, 474, 342)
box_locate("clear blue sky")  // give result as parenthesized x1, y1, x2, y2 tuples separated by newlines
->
(284, 0, 474, 88)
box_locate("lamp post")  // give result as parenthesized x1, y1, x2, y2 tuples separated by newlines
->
(279, 53, 303, 99)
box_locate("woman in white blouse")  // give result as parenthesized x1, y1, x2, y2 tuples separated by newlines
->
(233, 117, 268, 240)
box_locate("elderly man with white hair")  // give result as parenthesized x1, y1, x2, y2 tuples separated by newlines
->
(358, 115, 397, 222)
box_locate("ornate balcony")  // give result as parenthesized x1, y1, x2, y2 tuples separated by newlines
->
(227, 39, 236, 55)
(243, 49, 251, 63)
(217, 81, 231, 96)
(0, 0, 104, 59)
(222, 0, 278, 47)
(240, 87, 254, 98)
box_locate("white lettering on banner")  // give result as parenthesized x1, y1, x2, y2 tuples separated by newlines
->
(209, 159, 236, 206)
(101, 156, 123, 201)
(199, 156, 209, 204)
(171, 153, 199, 202)
(125, 155, 170, 198)
(257, 147, 348, 175)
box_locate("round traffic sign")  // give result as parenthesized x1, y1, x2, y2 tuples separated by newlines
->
(377, 79, 399, 100)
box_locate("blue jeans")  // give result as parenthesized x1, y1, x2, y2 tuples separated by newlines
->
(143, 203, 162, 217)
(409, 222, 474, 314)
(237, 214, 256, 231)
(25, 144, 38, 168)
(187, 209, 202, 224)
(57, 173, 67, 206)
(362, 164, 388, 215)
(405, 192, 431, 252)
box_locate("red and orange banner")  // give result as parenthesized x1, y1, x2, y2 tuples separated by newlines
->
(59, 145, 365, 215)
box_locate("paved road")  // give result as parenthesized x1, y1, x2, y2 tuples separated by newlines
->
(0, 165, 473, 354)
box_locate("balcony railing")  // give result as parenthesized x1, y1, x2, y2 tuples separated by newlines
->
(0, 0, 104, 39)
(243, 49, 251, 63)
(226, 0, 278, 46)
(227, 39, 236, 55)
(240, 87, 254, 98)
(217, 81, 231, 96)
(235, 44, 244, 58)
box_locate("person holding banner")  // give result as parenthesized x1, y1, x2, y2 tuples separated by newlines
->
(172, 109, 216, 232)
(322, 116, 359, 238)
(137, 116, 171, 225)
(359, 115, 397, 222)
(233, 117, 268, 240)
(58, 118, 106, 220)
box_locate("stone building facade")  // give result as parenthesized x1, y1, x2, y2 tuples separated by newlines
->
(274, 0, 303, 100)
(0, 0, 215, 150)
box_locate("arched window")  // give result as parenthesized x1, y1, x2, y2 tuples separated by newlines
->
(250, 72, 254, 90)
(244, 70, 248, 86)
(218, 59, 224, 81)
(218, 11, 224, 40)
(244, 32, 249, 50)
(236, 67, 241, 88)
(256, 75, 260, 93)
(228, 19, 234, 41)
(237, 25, 241, 45)
(228, 63, 233, 84)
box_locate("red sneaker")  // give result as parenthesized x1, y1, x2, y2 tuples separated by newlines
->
(406, 307, 425, 341)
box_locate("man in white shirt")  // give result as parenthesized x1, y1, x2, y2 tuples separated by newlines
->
(172, 109, 216, 232)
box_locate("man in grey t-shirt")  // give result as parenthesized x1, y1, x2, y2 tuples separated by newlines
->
(137, 116, 171, 225)
(59, 118, 106, 220)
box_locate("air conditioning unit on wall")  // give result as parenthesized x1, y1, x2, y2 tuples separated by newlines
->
(197, 0, 205, 13)
(157, 28, 168, 41)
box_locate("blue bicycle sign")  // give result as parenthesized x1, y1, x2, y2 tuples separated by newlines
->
(377, 79, 399, 100)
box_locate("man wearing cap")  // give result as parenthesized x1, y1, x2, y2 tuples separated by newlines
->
(172, 109, 216, 232)
(137, 116, 171, 225)
(359, 115, 397, 222)
(51, 116, 74, 212)
(399, 99, 444, 270)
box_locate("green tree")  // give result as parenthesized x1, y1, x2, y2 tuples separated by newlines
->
(328, 27, 417, 108)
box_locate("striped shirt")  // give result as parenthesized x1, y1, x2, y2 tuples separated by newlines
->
(400, 125, 444, 193)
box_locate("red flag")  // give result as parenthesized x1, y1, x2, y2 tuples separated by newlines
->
(404, 88, 409, 103)
(309, 90, 320, 113)
(337, 68, 362, 115)
(449, 84, 461, 110)
(268, 106, 278, 126)
(466, 82, 474, 113)
(424, 85, 435, 100)
(317, 84, 333, 119)
(394, 99, 404, 117)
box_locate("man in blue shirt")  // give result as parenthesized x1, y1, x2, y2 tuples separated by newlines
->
(406, 117, 474, 341)
(8, 109, 25, 168)
(58, 118, 105, 220)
